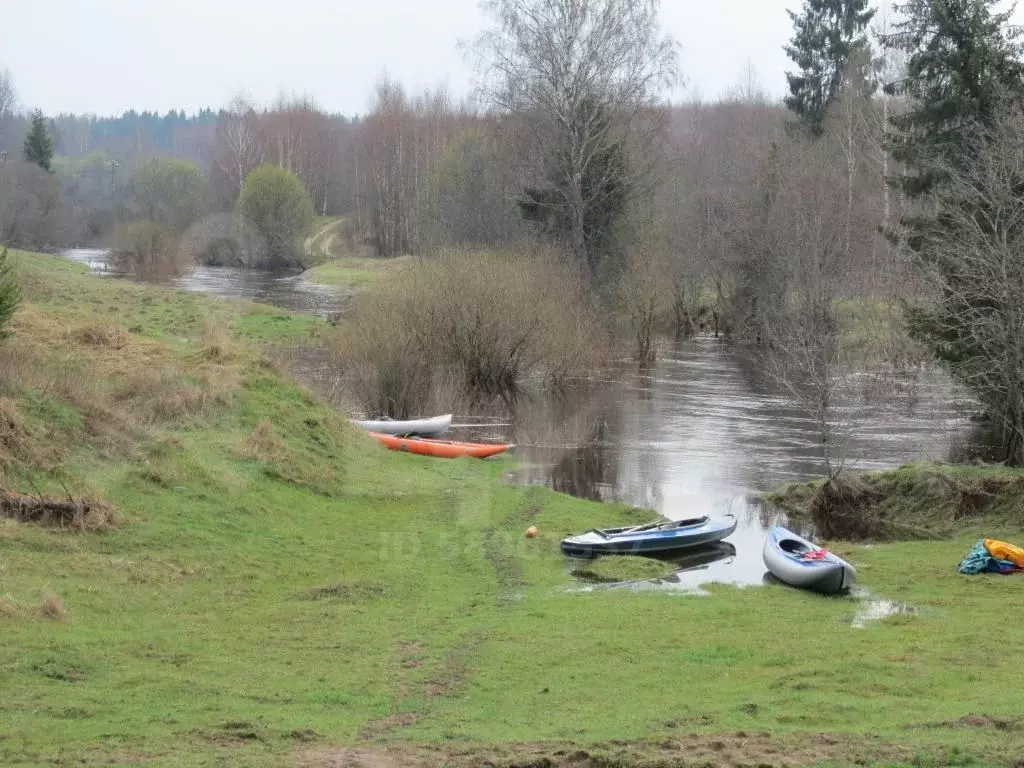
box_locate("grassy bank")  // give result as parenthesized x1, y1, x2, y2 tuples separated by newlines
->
(2, 252, 1024, 767)
(303, 255, 412, 290)
(766, 462, 1024, 539)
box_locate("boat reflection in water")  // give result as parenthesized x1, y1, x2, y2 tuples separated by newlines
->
(569, 542, 738, 596)
(645, 542, 738, 583)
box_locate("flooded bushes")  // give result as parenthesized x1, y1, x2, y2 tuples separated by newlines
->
(111, 221, 190, 281)
(331, 250, 605, 416)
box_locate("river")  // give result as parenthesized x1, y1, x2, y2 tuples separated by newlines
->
(61, 249, 978, 595)
(61, 248, 347, 317)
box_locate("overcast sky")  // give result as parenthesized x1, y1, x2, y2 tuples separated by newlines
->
(1, 0, 1014, 117)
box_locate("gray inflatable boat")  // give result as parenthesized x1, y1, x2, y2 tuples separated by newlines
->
(762, 525, 856, 594)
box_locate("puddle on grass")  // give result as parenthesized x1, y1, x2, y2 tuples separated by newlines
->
(569, 554, 918, 627)
(850, 590, 917, 628)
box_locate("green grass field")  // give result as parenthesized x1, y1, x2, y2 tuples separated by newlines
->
(1, 252, 1023, 767)
(303, 255, 412, 290)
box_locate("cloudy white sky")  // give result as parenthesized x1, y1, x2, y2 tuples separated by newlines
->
(1, 0, 1018, 117)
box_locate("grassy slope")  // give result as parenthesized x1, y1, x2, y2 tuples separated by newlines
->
(1, 252, 1023, 767)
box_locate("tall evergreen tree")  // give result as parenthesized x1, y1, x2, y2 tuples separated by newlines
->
(882, 1, 1024, 464)
(881, 0, 1024, 198)
(784, 0, 876, 135)
(23, 110, 54, 172)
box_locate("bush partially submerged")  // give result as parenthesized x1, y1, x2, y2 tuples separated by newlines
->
(331, 249, 605, 416)
(111, 220, 190, 281)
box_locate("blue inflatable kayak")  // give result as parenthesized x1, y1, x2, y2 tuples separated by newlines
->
(561, 515, 737, 557)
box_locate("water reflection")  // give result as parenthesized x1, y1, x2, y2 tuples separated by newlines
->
(502, 339, 973, 516)
(569, 542, 743, 596)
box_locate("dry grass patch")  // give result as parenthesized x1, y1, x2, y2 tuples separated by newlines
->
(197, 323, 241, 363)
(112, 364, 237, 425)
(1, 590, 69, 621)
(0, 594, 31, 618)
(2, 305, 239, 434)
(0, 396, 25, 445)
(301, 732, 918, 768)
(71, 323, 128, 349)
(241, 420, 285, 461)
(39, 589, 68, 620)
(0, 490, 117, 530)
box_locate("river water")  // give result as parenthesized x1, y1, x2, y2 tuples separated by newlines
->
(480, 340, 974, 592)
(61, 248, 347, 317)
(61, 249, 978, 599)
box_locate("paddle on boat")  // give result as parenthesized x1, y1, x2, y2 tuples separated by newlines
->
(762, 524, 857, 594)
(368, 432, 512, 459)
(560, 514, 737, 557)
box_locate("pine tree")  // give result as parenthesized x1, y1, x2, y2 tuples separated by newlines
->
(784, 0, 876, 135)
(0, 246, 21, 341)
(881, 0, 1024, 198)
(23, 110, 54, 172)
(883, 1, 1024, 464)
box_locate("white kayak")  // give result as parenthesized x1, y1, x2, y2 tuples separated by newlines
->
(762, 525, 857, 594)
(351, 414, 452, 437)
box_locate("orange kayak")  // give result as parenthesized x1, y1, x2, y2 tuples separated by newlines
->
(368, 432, 512, 459)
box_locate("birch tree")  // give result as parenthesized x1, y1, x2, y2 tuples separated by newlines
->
(471, 0, 679, 282)
(214, 97, 263, 201)
(0, 69, 16, 142)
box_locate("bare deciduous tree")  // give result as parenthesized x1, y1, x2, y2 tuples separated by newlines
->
(0, 69, 15, 121)
(0, 159, 69, 247)
(617, 235, 667, 362)
(0, 69, 18, 153)
(758, 138, 858, 481)
(471, 0, 680, 280)
(360, 80, 467, 256)
(214, 96, 264, 200)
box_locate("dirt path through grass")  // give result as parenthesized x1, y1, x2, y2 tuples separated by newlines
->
(304, 218, 344, 262)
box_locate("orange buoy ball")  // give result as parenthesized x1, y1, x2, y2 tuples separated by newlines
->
(525, 526, 538, 538)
